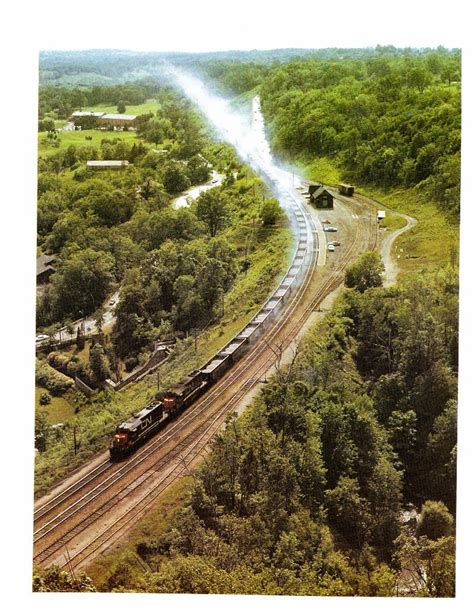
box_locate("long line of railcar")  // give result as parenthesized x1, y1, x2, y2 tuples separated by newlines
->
(109, 169, 317, 460)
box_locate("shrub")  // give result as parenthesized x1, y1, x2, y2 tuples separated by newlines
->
(417, 500, 453, 540)
(36, 359, 74, 396)
(39, 392, 51, 406)
(124, 356, 138, 372)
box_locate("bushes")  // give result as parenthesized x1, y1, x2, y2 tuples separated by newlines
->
(36, 358, 74, 396)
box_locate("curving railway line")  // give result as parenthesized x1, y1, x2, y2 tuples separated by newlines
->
(33, 92, 381, 572)
(33, 188, 378, 571)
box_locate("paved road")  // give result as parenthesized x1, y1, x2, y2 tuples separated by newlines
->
(173, 170, 224, 209)
(36, 291, 120, 345)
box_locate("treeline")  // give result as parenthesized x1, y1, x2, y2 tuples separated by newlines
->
(202, 49, 461, 215)
(87, 256, 457, 595)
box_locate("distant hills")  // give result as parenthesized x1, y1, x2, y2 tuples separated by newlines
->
(39, 46, 453, 86)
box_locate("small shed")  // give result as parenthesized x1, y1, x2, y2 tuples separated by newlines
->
(377, 210, 386, 221)
(310, 185, 334, 209)
(86, 160, 129, 170)
(307, 182, 322, 196)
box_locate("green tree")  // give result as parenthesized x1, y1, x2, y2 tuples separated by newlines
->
(88, 342, 111, 384)
(345, 252, 385, 293)
(117, 100, 126, 113)
(260, 198, 282, 226)
(395, 531, 455, 597)
(195, 189, 230, 237)
(51, 248, 114, 319)
(33, 566, 96, 592)
(39, 392, 51, 406)
(163, 163, 191, 194)
(325, 476, 371, 548)
(417, 500, 453, 540)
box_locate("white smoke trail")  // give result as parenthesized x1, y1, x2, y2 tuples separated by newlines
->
(166, 67, 305, 222)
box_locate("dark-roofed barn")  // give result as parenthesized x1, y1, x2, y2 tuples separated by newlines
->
(310, 185, 334, 209)
(37, 254, 57, 284)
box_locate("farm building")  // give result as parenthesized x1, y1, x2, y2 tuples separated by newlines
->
(86, 160, 129, 170)
(98, 113, 137, 128)
(70, 111, 105, 119)
(69, 111, 137, 129)
(309, 185, 334, 209)
(37, 254, 57, 284)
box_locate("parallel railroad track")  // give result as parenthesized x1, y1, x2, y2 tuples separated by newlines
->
(33, 195, 378, 570)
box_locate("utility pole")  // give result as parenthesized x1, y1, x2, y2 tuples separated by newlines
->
(73, 425, 78, 455)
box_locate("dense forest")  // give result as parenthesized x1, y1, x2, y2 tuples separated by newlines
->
(35, 259, 458, 595)
(197, 48, 461, 215)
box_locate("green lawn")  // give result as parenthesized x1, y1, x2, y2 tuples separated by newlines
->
(35, 386, 76, 424)
(302, 156, 343, 187)
(38, 129, 138, 157)
(358, 185, 459, 274)
(82, 99, 161, 116)
(302, 155, 458, 274)
(379, 211, 407, 232)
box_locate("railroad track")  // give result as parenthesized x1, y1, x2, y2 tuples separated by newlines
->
(33, 184, 317, 561)
(33, 192, 378, 570)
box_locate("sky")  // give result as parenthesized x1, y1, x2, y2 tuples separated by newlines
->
(6, 0, 471, 52)
(1, 1, 473, 607)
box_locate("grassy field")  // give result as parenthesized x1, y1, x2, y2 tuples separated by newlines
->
(303, 155, 458, 274)
(301, 156, 342, 187)
(38, 129, 138, 157)
(379, 211, 407, 232)
(81, 99, 161, 116)
(358, 185, 459, 274)
(35, 386, 76, 424)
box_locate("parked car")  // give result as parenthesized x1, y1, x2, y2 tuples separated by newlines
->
(324, 226, 338, 232)
(35, 334, 49, 342)
(329, 240, 341, 246)
(328, 244, 336, 252)
(109, 299, 116, 306)
(211, 178, 218, 184)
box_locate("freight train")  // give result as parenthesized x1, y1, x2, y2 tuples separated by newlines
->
(109, 172, 316, 461)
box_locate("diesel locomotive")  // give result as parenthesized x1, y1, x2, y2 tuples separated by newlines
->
(109, 370, 207, 460)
